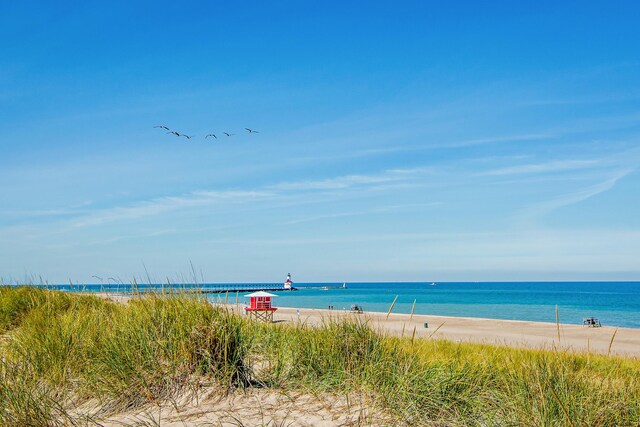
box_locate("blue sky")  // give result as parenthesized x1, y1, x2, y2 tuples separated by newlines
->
(1, 1, 640, 283)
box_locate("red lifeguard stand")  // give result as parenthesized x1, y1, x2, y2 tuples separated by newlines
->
(244, 291, 278, 322)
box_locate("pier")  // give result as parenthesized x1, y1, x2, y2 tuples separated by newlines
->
(196, 284, 297, 294)
(65, 283, 299, 295)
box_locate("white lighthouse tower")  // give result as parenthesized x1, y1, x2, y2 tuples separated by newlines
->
(284, 273, 293, 290)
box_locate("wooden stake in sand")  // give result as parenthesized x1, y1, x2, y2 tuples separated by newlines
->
(386, 295, 398, 320)
(409, 299, 416, 322)
(556, 305, 561, 343)
(608, 328, 618, 356)
(402, 299, 417, 337)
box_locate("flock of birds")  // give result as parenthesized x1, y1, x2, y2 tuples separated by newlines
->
(154, 125, 259, 141)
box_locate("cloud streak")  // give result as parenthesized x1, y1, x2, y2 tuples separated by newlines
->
(519, 168, 635, 223)
(269, 167, 432, 191)
(70, 190, 274, 228)
(282, 202, 442, 225)
(0, 166, 438, 234)
(480, 159, 602, 176)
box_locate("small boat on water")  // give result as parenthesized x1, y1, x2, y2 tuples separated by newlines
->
(310, 282, 347, 291)
(430, 282, 437, 286)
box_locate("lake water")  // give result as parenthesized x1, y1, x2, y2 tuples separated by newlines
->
(271, 282, 640, 328)
(34, 281, 640, 328)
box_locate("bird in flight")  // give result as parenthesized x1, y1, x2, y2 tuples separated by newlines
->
(154, 125, 170, 131)
(205, 133, 217, 139)
(181, 134, 195, 139)
(223, 132, 235, 137)
(167, 131, 181, 137)
(245, 128, 259, 133)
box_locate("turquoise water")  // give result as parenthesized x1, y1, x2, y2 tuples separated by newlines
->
(36, 281, 640, 328)
(240, 282, 640, 329)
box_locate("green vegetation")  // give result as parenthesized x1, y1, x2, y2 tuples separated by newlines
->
(1, 286, 639, 426)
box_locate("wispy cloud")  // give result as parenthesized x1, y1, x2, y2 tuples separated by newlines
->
(519, 92, 640, 108)
(2, 166, 436, 233)
(443, 134, 554, 149)
(270, 174, 400, 191)
(282, 202, 442, 225)
(519, 168, 635, 223)
(70, 190, 274, 228)
(269, 167, 432, 191)
(87, 229, 177, 246)
(480, 159, 602, 176)
(326, 134, 553, 160)
(0, 201, 94, 219)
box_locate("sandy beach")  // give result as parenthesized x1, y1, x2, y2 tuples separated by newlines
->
(98, 293, 640, 357)
(269, 306, 640, 357)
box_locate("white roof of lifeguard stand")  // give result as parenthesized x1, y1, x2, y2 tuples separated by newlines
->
(244, 291, 277, 298)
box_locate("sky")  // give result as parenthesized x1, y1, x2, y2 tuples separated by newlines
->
(1, 1, 640, 284)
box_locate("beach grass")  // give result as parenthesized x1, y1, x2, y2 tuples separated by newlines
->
(1, 286, 639, 426)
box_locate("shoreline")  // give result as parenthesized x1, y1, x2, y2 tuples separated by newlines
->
(233, 304, 640, 357)
(94, 292, 640, 357)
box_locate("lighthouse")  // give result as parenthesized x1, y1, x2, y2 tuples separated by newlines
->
(284, 273, 293, 290)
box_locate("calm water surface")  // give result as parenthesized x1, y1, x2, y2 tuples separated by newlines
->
(37, 281, 640, 328)
(278, 282, 640, 328)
